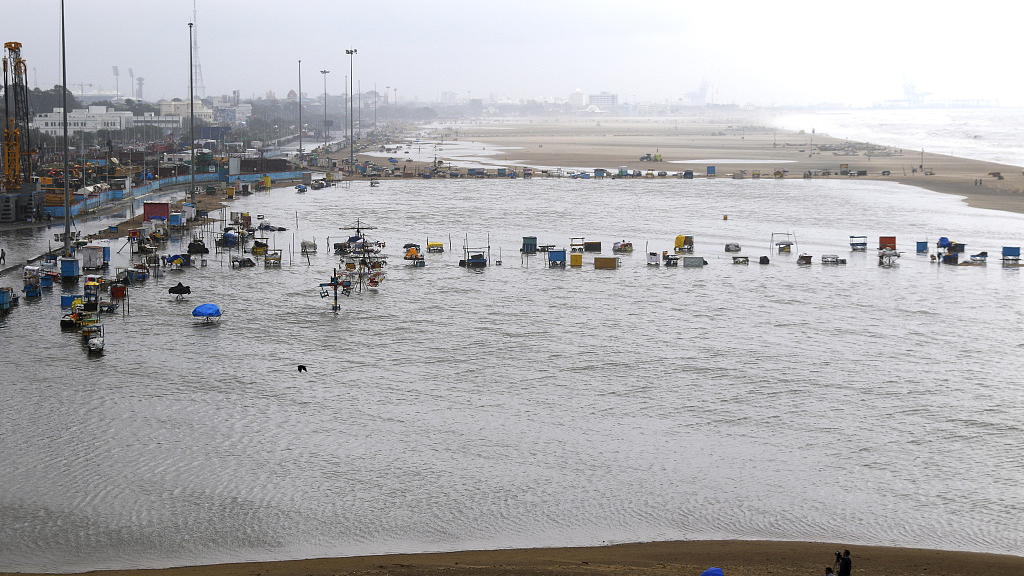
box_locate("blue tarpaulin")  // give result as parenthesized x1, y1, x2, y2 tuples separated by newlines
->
(192, 303, 221, 317)
(938, 237, 952, 248)
(700, 569, 724, 576)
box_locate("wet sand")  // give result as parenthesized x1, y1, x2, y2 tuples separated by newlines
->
(418, 116, 1024, 214)
(6, 540, 1020, 576)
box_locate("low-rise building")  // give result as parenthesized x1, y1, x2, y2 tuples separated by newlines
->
(32, 106, 134, 136)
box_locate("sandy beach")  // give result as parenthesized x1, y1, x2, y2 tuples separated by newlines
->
(6, 540, 1019, 576)
(413, 116, 1024, 214)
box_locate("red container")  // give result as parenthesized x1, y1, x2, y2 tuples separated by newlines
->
(879, 236, 897, 249)
(111, 285, 127, 299)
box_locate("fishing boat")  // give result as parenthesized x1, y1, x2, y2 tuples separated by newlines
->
(821, 254, 847, 265)
(300, 240, 317, 254)
(725, 242, 742, 253)
(426, 241, 445, 253)
(647, 251, 660, 266)
(674, 235, 694, 253)
(797, 253, 812, 265)
(849, 236, 868, 251)
(732, 256, 749, 265)
(970, 251, 988, 264)
(295, 184, 307, 193)
(662, 251, 680, 266)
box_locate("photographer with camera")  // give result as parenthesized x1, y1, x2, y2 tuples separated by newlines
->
(833, 550, 851, 576)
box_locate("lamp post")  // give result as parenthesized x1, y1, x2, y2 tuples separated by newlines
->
(188, 22, 195, 205)
(385, 85, 390, 126)
(320, 69, 330, 161)
(346, 48, 356, 175)
(297, 59, 302, 169)
(60, 0, 71, 256)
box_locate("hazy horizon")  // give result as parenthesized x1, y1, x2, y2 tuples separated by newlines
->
(7, 1, 1022, 108)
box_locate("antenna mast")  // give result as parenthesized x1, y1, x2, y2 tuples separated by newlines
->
(191, 0, 205, 98)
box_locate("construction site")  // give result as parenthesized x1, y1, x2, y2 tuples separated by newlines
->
(1, 41, 44, 223)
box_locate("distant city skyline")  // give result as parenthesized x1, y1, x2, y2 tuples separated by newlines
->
(7, 0, 1023, 108)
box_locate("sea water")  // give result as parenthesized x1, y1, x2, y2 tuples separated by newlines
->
(1, 175, 1023, 572)
(773, 107, 1024, 167)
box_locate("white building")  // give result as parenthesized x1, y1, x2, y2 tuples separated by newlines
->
(32, 106, 134, 136)
(213, 103, 252, 126)
(133, 112, 183, 132)
(587, 92, 618, 110)
(156, 99, 215, 123)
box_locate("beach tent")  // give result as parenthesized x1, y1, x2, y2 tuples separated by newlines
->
(192, 303, 221, 318)
(700, 569, 724, 576)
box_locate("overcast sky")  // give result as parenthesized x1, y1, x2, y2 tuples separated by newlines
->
(8, 0, 1023, 107)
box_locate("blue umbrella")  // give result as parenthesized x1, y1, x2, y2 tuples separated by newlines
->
(192, 303, 221, 318)
(700, 569, 724, 576)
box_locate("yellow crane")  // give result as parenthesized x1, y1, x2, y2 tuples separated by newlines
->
(3, 41, 36, 191)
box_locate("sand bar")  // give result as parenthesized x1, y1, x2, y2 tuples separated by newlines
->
(411, 116, 1024, 214)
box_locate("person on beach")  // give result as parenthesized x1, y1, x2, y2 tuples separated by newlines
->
(825, 568, 834, 575)
(837, 550, 851, 576)
(1, 248, 5, 264)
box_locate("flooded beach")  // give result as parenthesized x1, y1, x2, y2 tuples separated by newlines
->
(2, 175, 1022, 572)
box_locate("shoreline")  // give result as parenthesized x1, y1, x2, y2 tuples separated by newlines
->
(412, 116, 1024, 215)
(5, 540, 1021, 576)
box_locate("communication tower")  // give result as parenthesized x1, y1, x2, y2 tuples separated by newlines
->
(191, 1, 205, 99)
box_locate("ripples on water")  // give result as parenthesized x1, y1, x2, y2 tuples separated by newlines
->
(1, 178, 1023, 572)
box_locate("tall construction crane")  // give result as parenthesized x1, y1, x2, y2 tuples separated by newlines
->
(3, 41, 35, 191)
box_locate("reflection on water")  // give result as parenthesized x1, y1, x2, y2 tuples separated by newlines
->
(1, 178, 1022, 572)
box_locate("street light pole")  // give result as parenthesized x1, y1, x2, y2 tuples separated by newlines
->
(346, 48, 356, 176)
(297, 59, 302, 169)
(188, 21, 195, 205)
(321, 69, 329, 165)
